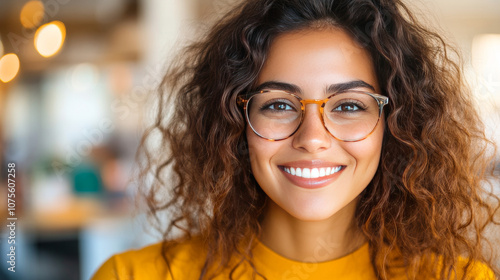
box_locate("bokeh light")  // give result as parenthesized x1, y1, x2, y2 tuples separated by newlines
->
(34, 21, 66, 57)
(20, 0, 45, 29)
(0, 53, 21, 83)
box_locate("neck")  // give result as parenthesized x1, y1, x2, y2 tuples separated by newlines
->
(259, 199, 365, 262)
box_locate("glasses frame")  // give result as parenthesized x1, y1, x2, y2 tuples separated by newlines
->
(237, 89, 389, 142)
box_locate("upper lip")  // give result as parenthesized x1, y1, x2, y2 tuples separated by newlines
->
(278, 160, 345, 169)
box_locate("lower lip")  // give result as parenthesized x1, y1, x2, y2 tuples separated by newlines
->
(279, 166, 345, 189)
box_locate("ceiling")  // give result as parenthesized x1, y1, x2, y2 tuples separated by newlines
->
(0, 0, 139, 71)
(0, 0, 498, 71)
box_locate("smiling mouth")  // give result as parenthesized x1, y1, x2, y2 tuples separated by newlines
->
(281, 166, 343, 178)
(277, 164, 346, 189)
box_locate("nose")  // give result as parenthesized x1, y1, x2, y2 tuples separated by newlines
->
(292, 103, 332, 153)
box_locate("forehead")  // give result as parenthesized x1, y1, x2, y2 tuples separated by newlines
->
(257, 27, 379, 93)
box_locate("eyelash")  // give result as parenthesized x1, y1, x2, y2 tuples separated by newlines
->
(260, 99, 297, 111)
(331, 99, 367, 112)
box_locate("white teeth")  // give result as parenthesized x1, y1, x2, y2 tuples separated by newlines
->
(303, 168, 311, 178)
(311, 168, 319, 178)
(283, 166, 343, 178)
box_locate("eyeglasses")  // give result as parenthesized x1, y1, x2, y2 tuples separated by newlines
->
(237, 89, 389, 142)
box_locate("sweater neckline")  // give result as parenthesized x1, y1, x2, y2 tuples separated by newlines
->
(251, 239, 374, 278)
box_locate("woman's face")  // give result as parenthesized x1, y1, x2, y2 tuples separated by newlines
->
(247, 27, 384, 222)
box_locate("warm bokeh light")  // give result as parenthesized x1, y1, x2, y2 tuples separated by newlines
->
(34, 21, 66, 57)
(20, 1, 45, 29)
(0, 53, 21, 83)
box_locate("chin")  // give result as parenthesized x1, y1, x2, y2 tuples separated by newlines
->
(287, 203, 344, 222)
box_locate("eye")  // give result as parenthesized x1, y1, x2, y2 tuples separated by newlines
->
(260, 99, 297, 112)
(332, 102, 362, 112)
(266, 102, 293, 111)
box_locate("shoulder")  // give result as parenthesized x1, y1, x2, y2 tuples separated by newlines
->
(453, 257, 496, 280)
(418, 255, 496, 280)
(91, 237, 208, 280)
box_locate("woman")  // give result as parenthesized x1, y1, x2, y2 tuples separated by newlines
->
(93, 0, 499, 279)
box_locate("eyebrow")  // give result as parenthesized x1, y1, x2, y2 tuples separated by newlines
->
(254, 80, 376, 94)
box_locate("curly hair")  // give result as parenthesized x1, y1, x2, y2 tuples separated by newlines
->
(136, 0, 500, 279)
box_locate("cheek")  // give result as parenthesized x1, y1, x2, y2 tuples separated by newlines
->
(246, 127, 284, 186)
(344, 124, 384, 175)
(247, 127, 271, 173)
(246, 127, 259, 164)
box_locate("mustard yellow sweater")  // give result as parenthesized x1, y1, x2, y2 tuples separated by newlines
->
(92, 237, 494, 280)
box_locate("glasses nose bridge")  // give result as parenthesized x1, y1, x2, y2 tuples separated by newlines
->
(299, 99, 326, 116)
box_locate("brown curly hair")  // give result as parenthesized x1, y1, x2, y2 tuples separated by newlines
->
(136, 0, 500, 279)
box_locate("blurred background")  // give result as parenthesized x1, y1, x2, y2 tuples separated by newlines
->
(0, 0, 498, 279)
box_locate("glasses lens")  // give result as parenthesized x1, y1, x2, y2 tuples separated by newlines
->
(324, 91, 381, 141)
(247, 91, 302, 140)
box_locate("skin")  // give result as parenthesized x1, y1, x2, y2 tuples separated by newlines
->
(247, 27, 385, 262)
